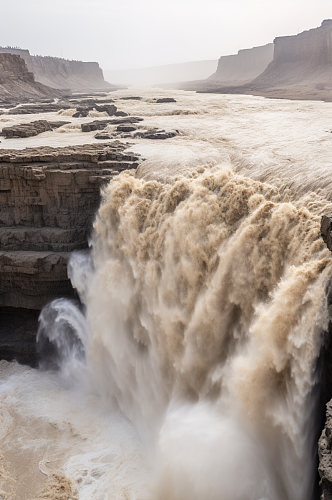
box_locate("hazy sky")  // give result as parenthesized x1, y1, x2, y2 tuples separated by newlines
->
(0, 0, 331, 70)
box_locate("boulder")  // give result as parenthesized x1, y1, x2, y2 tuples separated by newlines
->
(95, 104, 117, 116)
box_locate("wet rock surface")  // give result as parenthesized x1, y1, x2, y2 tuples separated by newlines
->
(156, 97, 176, 103)
(81, 116, 143, 132)
(319, 402, 332, 499)
(7, 102, 72, 114)
(0, 142, 141, 363)
(321, 214, 332, 251)
(116, 127, 179, 140)
(138, 129, 179, 139)
(1, 120, 70, 138)
(319, 214, 332, 499)
(94, 131, 112, 140)
(72, 103, 117, 118)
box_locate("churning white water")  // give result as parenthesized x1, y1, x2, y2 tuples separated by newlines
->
(1, 89, 332, 500)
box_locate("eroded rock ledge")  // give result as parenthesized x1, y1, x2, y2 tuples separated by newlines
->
(0, 142, 141, 364)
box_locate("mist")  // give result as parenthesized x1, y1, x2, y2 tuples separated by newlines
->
(0, 0, 331, 71)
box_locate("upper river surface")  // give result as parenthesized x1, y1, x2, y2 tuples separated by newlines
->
(1, 88, 332, 500)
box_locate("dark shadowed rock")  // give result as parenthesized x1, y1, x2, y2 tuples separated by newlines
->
(321, 214, 332, 251)
(81, 116, 143, 132)
(156, 98, 176, 103)
(319, 401, 332, 499)
(73, 107, 90, 118)
(94, 131, 112, 139)
(116, 124, 137, 132)
(95, 104, 117, 115)
(132, 128, 179, 139)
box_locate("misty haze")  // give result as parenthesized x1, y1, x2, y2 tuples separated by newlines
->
(1, 2, 332, 500)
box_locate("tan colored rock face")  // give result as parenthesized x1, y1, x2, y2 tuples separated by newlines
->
(0, 47, 117, 92)
(0, 142, 140, 310)
(0, 53, 58, 100)
(209, 43, 274, 83)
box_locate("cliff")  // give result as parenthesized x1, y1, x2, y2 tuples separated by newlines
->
(208, 43, 274, 83)
(0, 143, 140, 364)
(0, 53, 57, 100)
(251, 19, 332, 87)
(0, 48, 116, 91)
(195, 20, 332, 101)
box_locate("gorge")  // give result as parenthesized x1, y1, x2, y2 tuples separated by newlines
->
(2, 16, 332, 500)
(1, 88, 332, 499)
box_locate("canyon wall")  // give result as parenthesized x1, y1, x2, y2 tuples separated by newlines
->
(0, 143, 140, 364)
(251, 19, 332, 87)
(0, 48, 115, 91)
(196, 20, 332, 100)
(0, 53, 56, 100)
(209, 43, 274, 83)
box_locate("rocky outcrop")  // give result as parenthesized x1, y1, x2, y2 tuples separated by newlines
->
(319, 403, 332, 500)
(0, 53, 57, 100)
(1, 120, 70, 138)
(321, 214, 332, 251)
(156, 98, 177, 103)
(81, 116, 143, 132)
(319, 214, 332, 498)
(0, 143, 141, 364)
(0, 47, 117, 91)
(209, 44, 274, 83)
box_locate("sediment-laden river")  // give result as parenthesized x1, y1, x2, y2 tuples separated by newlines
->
(1, 89, 332, 500)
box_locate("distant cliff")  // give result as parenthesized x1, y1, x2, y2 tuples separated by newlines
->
(0, 53, 57, 100)
(209, 44, 274, 83)
(251, 20, 332, 87)
(0, 48, 116, 91)
(195, 20, 332, 101)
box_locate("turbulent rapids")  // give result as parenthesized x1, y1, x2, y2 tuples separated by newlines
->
(1, 89, 332, 500)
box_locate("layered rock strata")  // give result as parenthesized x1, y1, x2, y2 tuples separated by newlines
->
(0, 53, 57, 100)
(0, 143, 140, 364)
(0, 48, 117, 91)
(1, 120, 70, 138)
